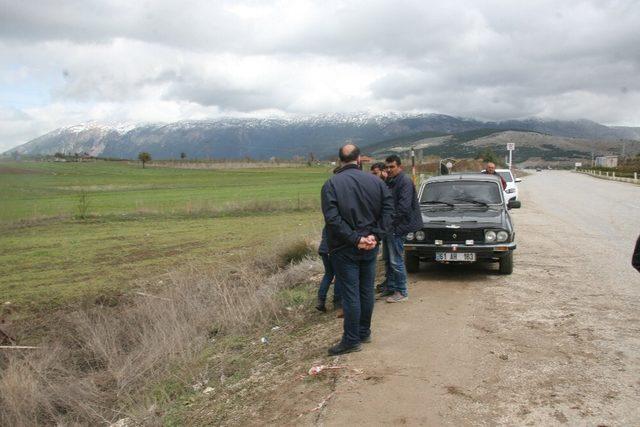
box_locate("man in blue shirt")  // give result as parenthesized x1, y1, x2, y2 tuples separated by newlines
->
(379, 154, 424, 303)
(321, 144, 394, 355)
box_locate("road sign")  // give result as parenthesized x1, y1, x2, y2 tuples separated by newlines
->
(506, 143, 515, 170)
(575, 162, 582, 167)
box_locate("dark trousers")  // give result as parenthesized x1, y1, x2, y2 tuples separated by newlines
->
(317, 253, 342, 305)
(331, 246, 379, 346)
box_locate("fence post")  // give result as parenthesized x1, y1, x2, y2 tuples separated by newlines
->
(612, 172, 616, 178)
(635, 172, 638, 181)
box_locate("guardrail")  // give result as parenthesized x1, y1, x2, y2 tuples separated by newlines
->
(576, 169, 640, 184)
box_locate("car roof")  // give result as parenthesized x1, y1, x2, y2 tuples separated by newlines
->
(425, 173, 503, 183)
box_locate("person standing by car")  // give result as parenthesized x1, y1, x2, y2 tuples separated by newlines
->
(321, 144, 394, 355)
(379, 154, 424, 303)
(482, 162, 507, 190)
(633, 235, 640, 273)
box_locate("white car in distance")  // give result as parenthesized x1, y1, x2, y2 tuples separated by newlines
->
(495, 168, 521, 202)
(481, 168, 522, 202)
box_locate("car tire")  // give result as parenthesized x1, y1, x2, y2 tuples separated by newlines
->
(405, 253, 420, 273)
(499, 251, 513, 275)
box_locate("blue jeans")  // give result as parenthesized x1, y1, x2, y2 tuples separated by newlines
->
(331, 246, 379, 346)
(317, 254, 341, 305)
(382, 234, 408, 296)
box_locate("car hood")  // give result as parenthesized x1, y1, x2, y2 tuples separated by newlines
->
(421, 208, 504, 228)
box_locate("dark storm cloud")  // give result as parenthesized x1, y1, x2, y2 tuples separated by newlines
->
(0, 0, 251, 52)
(2, 0, 640, 152)
(164, 79, 288, 112)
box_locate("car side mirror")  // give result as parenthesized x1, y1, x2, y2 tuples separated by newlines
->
(515, 178, 522, 183)
(507, 200, 521, 209)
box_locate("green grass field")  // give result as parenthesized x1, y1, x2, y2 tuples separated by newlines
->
(0, 161, 329, 315)
(0, 160, 330, 223)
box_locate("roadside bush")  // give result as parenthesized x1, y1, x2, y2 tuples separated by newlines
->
(0, 237, 321, 426)
(277, 238, 315, 267)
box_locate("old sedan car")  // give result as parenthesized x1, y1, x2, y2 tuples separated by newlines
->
(404, 174, 520, 274)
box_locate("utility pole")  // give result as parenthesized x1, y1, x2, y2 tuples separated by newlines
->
(411, 146, 416, 184)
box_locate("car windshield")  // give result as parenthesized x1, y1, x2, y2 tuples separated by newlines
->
(496, 171, 514, 182)
(421, 181, 503, 205)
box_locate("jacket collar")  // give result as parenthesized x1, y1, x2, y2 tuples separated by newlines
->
(387, 170, 404, 185)
(336, 163, 360, 173)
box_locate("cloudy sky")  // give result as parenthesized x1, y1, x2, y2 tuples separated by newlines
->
(1, 0, 640, 151)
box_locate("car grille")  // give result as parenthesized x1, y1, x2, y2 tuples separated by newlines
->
(424, 229, 485, 244)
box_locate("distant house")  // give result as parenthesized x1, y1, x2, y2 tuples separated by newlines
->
(595, 156, 618, 168)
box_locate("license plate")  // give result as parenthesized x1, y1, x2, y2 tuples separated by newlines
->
(435, 252, 476, 262)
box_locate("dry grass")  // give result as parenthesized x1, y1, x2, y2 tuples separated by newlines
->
(0, 238, 321, 426)
(276, 238, 316, 267)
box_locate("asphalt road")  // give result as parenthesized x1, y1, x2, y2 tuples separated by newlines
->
(312, 171, 640, 426)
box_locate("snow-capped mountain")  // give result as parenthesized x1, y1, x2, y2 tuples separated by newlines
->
(5, 113, 639, 160)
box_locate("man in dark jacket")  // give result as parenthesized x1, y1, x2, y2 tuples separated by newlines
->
(633, 235, 640, 273)
(379, 154, 424, 303)
(321, 144, 394, 355)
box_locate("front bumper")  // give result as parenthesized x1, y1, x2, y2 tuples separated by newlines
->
(405, 242, 516, 262)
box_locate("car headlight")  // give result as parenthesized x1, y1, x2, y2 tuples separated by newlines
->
(415, 230, 425, 241)
(406, 232, 415, 241)
(484, 230, 497, 243)
(506, 188, 516, 194)
(496, 230, 509, 242)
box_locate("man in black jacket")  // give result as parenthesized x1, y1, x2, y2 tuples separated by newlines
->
(379, 154, 424, 303)
(633, 235, 640, 273)
(321, 144, 394, 355)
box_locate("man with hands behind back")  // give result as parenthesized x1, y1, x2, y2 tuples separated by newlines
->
(321, 144, 394, 355)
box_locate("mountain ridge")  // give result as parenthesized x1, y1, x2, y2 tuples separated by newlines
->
(5, 113, 639, 161)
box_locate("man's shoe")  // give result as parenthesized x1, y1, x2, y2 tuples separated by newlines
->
(335, 308, 344, 318)
(386, 292, 408, 303)
(376, 290, 394, 300)
(315, 300, 326, 312)
(360, 335, 372, 344)
(328, 343, 362, 356)
(375, 282, 387, 293)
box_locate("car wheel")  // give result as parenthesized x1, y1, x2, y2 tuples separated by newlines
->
(499, 251, 513, 275)
(405, 253, 420, 273)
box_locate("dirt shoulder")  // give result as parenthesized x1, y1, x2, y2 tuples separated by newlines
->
(275, 171, 640, 426)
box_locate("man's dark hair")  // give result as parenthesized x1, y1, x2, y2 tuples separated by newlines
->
(385, 154, 401, 165)
(370, 162, 386, 171)
(339, 144, 360, 163)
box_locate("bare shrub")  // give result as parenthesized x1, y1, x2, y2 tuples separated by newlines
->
(74, 190, 90, 220)
(276, 239, 315, 267)
(0, 238, 322, 425)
